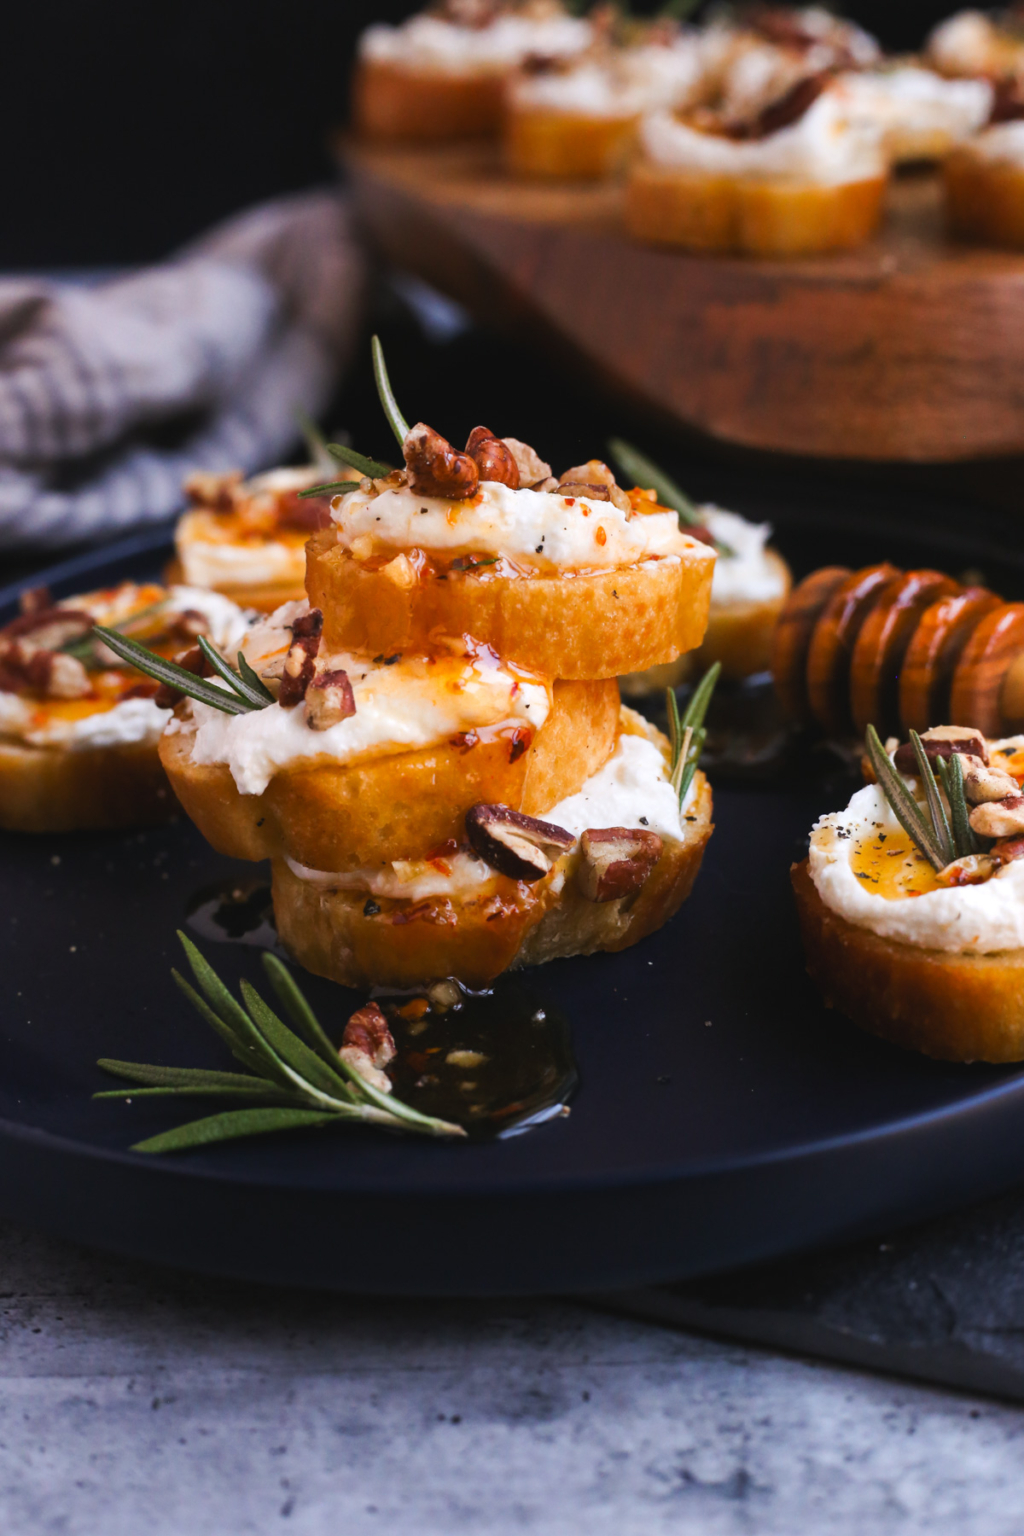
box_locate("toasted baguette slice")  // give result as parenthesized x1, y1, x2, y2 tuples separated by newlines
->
(945, 151, 1024, 249)
(504, 103, 638, 179)
(0, 738, 175, 833)
(306, 531, 713, 680)
(353, 57, 506, 142)
(626, 163, 886, 255)
(158, 677, 620, 872)
(272, 768, 712, 989)
(792, 857, 1024, 1063)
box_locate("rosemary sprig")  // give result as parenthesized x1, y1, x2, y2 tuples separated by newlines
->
(63, 599, 173, 666)
(295, 435, 392, 500)
(607, 438, 735, 557)
(91, 626, 265, 716)
(294, 407, 334, 471)
(909, 729, 955, 867)
(937, 751, 982, 860)
(297, 478, 362, 500)
(666, 661, 720, 805)
(96, 934, 464, 1152)
(864, 726, 947, 871)
(373, 334, 411, 447)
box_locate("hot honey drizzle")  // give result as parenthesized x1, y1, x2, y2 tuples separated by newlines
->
(850, 824, 942, 900)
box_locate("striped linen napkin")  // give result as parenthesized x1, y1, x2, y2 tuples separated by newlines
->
(0, 189, 366, 549)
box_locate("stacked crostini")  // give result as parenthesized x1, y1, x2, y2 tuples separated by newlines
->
(146, 343, 717, 991)
(0, 581, 251, 832)
(353, 0, 592, 143)
(795, 723, 1024, 1062)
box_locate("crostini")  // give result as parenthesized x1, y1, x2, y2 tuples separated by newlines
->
(0, 582, 251, 833)
(795, 723, 1024, 1061)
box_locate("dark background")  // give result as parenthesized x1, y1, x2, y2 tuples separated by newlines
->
(7, 1, 958, 269)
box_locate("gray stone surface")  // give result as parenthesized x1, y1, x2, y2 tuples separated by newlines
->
(1, 1223, 1024, 1535)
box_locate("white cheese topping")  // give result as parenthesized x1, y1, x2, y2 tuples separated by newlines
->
(331, 482, 705, 572)
(842, 66, 992, 153)
(1, 585, 253, 751)
(171, 603, 551, 796)
(639, 85, 885, 185)
(177, 512, 307, 590)
(285, 724, 690, 899)
(961, 120, 1024, 166)
(359, 11, 592, 75)
(927, 10, 1012, 77)
(809, 759, 1024, 954)
(510, 37, 704, 118)
(699, 505, 788, 607)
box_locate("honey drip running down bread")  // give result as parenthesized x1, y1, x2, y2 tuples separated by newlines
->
(772, 562, 1024, 739)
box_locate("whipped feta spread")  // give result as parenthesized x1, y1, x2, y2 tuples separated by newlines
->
(0, 585, 252, 751)
(172, 602, 551, 796)
(640, 85, 885, 184)
(927, 10, 1013, 77)
(809, 764, 1024, 954)
(700, 506, 788, 607)
(962, 120, 1024, 165)
(842, 66, 992, 154)
(331, 482, 704, 572)
(510, 37, 703, 117)
(287, 721, 691, 900)
(359, 11, 591, 75)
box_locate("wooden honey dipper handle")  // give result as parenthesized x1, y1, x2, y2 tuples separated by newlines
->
(773, 564, 1024, 739)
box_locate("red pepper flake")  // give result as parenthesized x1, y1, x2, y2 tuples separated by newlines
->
(595, 526, 607, 546)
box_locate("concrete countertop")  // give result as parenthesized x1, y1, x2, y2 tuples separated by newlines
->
(0, 1220, 1022, 1535)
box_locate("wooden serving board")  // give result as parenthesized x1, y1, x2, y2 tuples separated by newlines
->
(344, 139, 1024, 464)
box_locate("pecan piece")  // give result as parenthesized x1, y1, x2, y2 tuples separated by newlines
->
(465, 804, 575, 882)
(0, 640, 91, 699)
(305, 668, 355, 731)
(577, 827, 663, 903)
(935, 853, 999, 887)
(993, 834, 1024, 864)
(170, 608, 211, 643)
(0, 607, 93, 649)
(970, 793, 1024, 839)
(339, 1001, 395, 1095)
(184, 469, 242, 511)
(892, 725, 989, 775)
(403, 423, 479, 501)
(154, 644, 216, 708)
(501, 437, 551, 488)
(465, 425, 520, 489)
(960, 756, 1019, 805)
(18, 585, 51, 616)
(278, 608, 323, 708)
(558, 460, 631, 512)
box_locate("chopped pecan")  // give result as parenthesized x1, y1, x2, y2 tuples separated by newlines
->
(169, 608, 211, 643)
(502, 437, 551, 488)
(729, 72, 831, 141)
(465, 426, 520, 489)
(960, 757, 1019, 805)
(403, 423, 479, 501)
(0, 639, 91, 699)
(893, 726, 989, 775)
(577, 827, 663, 903)
(154, 644, 215, 708)
(935, 853, 999, 887)
(339, 1001, 395, 1095)
(970, 793, 1024, 839)
(558, 460, 631, 512)
(0, 607, 93, 648)
(305, 668, 355, 731)
(18, 585, 51, 616)
(184, 469, 242, 511)
(278, 609, 323, 708)
(465, 803, 575, 882)
(687, 525, 718, 548)
(990, 75, 1024, 124)
(993, 834, 1024, 864)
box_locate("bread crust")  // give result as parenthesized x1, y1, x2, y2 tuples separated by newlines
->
(504, 104, 638, 179)
(158, 677, 620, 871)
(621, 553, 792, 692)
(0, 737, 175, 833)
(792, 857, 1024, 1063)
(353, 57, 506, 142)
(272, 770, 713, 989)
(945, 152, 1024, 249)
(306, 531, 713, 679)
(626, 163, 886, 255)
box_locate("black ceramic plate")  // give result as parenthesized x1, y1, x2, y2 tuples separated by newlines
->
(5, 525, 1024, 1297)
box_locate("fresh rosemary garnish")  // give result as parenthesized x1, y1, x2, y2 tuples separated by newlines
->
(607, 438, 735, 556)
(95, 934, 464, 1152)
(666, 661, 720, 805)
(92, 626, 270, 716)
(937, 750, 981, 859)
(373, 333, 411, 447)
(297, 478, 362, 500)
(863, 725, 972, 872)
(62, 599, 173, 667)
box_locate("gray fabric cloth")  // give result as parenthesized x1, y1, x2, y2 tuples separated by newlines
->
(0, 190, 367, 550)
